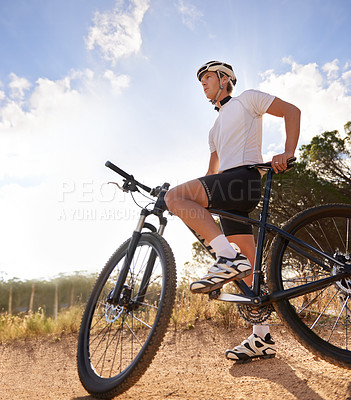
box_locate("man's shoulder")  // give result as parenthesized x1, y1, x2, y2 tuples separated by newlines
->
(234, 89, 275, 107)
(236, 89, 270, 99)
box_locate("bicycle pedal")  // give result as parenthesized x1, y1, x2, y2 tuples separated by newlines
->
(209, 288, 221, 299)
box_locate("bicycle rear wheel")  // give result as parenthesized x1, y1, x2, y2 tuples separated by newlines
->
(77, 232, 176, 398)
(268, 204, 351, 368)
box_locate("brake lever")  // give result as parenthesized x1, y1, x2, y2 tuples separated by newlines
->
(108, 179, 139, 193)
(108, 181, 125, 192)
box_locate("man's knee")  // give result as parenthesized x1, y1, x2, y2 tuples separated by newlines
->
(164, 187, 178, 211)
(165, 180, 207, 210)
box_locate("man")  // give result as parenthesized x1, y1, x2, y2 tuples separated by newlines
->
(165, 61, 300, 362)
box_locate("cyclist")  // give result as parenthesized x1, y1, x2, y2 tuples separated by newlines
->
(165, 60, 300, 363)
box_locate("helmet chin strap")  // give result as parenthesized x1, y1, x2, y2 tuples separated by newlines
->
(210, 71, 226, 105)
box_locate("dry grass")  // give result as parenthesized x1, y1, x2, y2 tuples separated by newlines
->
(0, 286, 249, 342)
(0, 306, 83, 342)
(170, 287, 249, 331)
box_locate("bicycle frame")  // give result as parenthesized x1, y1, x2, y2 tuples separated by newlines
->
(190, 168, 351, 307)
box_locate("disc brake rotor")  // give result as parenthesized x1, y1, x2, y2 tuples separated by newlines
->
(105, 304, 124, 323)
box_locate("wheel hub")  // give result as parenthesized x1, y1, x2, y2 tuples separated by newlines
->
(332, 253, 351, 295)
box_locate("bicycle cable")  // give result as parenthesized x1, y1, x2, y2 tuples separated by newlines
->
(130, 191, 155, 210)
(138, 190, 156, 203)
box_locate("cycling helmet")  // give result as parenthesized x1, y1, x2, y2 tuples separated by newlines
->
(197, 61, 237, 105)
(197, 61, 237, 85)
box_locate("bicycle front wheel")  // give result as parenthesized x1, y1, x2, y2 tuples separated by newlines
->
(77, 232, 177, 398)
(268, 204, 351, 368)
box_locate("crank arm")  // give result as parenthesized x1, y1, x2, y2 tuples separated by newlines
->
(217, 293, 260, 305)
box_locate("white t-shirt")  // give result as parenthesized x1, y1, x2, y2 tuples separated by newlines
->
(209, 89, 275, 172)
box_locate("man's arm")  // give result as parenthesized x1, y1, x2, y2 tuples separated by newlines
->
(266, 97, 301, 173)
(206, 151, 219, 176)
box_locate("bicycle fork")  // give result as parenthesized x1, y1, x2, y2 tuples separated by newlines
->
(108, 208, 167, 306)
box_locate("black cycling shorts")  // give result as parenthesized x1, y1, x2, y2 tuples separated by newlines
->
(198, 165, 262, 236)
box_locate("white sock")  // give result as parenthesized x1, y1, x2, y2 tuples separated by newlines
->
(210, 234, 237, 259)
(253, 324, 270, 339)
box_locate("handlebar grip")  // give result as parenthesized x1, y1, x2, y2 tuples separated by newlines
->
(105, 161, 132, 180)
(105, 161, 152, 193)
(287, 156, 296, 166)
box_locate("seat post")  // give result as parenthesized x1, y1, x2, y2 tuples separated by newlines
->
(252, 168, 274, 295)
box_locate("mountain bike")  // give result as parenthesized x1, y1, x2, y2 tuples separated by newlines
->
(77, 158, 351, 399)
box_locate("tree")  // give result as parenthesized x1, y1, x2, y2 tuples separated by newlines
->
(300, 122, 351, 197)
(0, 273, 97, 317)
(260, 159, 350, 227)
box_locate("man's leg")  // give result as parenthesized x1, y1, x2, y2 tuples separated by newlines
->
(165, 180, 251, 293)
(225, 234, 276, 362)
(226, 234, 255, 284)
(165, 179, 223, 244)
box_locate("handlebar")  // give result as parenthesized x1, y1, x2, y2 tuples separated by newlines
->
(248, 157, 296, 172)
(105, 161, 153, 193)
(105, 161, 170, 196)
(105, 161, 134, 181)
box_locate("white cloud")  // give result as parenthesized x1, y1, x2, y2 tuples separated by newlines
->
(177, 0, 203, 30)
(0, 90, 5, 102)
(259, 58, 351, 152)
(342, 70, 351, 86)
(103, 70, 130, 93)
(0, 69, 130, 130)
(9, 73, 31, 100)
(322, 58, 339, 80)
(86, 0, 150, 65)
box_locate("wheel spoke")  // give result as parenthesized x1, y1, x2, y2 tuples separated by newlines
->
(128, 312, 153, 329)
(304, 226, 325, 253)
(347, 218, 350, 254)
(316, 220, 333, 254)
(123, 318, 144, 347)
(134, 301, 158, 310)
(93, 323, 115, 375)
(310, 288, 339, 330)
(109, 325, 123, 377)
(327, 294, 349, 342)
(333, 217, 346, 253)
(297, 285, 331, 316)
(89, 321, 113, 354)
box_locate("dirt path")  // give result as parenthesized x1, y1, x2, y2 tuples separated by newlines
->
(1, 322, 351, 400)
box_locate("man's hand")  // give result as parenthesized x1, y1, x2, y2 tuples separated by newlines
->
(271, 152, 294, 174)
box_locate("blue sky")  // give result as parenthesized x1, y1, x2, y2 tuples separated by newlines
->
(1, 0, 351, 280)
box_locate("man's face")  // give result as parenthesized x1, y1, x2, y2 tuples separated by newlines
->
(200, 71, 220, 101)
